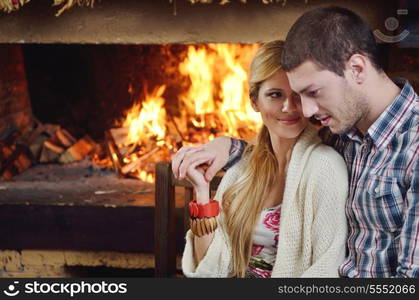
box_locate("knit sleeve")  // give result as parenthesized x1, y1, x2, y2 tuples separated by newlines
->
(300, 146, 349, 278)
(181, 156, 249, 277)
(181, 226, 231, 277)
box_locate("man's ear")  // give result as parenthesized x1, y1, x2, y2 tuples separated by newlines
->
(250, 97, 260, 112)
(346, 54, 367, 84)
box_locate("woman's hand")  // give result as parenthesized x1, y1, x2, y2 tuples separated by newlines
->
(185, 161, 210, 204)
(172, 136, 231, 182)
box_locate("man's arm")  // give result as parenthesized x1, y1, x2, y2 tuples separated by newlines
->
(223, 138, 248, 171)
(172, 136, 248, 182)
(396, 155, 419, 278)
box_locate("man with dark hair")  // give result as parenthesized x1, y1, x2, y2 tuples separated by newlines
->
(282, 6, 383, 76)
(172, 6, 418, 277)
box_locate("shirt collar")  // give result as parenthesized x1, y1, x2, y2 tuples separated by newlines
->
(344, 78, 417, 148)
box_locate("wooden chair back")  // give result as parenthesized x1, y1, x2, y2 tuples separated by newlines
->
(154, 162, 222, 277)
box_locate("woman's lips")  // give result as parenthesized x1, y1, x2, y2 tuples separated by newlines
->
(278, 117, 301, 125)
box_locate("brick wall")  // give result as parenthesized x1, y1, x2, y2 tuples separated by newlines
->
(0, 45, 33, 138)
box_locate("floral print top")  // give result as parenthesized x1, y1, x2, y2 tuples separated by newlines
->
(245, 204, 281, 278)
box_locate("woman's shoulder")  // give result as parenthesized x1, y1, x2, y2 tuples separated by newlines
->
(296, 126, 347, 171)
(297, 134, 347, 180)
(299, 139, 349, 209)
(310, 142, 346, 166)
(303, 143, 348, 188)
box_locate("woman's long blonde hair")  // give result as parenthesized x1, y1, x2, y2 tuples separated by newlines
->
(222, 41, 284, 277)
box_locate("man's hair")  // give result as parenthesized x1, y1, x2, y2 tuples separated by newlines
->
(281, 6, 382, 76)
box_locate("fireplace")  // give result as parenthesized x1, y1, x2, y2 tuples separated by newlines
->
(0, 41, 264, 279)
(1, 43, 262, 180)
(1, 0, 418, 278)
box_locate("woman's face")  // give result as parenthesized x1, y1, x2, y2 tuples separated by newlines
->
(253, 69, 308, 139)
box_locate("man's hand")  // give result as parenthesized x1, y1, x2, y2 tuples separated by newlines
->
(172, 136, 231, 182)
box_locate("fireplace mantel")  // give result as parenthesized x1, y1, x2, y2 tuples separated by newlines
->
(0, 0, 393, 44)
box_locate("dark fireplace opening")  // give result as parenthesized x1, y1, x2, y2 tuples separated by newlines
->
(22, 44, 189, 141)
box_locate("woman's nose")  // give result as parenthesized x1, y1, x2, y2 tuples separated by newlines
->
(281, 97, 297, 113)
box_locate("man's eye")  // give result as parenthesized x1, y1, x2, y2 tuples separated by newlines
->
(307, 90, 319, 98)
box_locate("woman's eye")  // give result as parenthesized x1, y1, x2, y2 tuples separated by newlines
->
(268, 91, 283, 98)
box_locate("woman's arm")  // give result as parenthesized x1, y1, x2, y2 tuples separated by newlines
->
(192, 185, 215, 264)
(183, 161, 215, 266)
(181, 156, 248, 277)
(181, 159, 230, 277)
(182, 226, 231, 277)
(301, 148, 349, 278)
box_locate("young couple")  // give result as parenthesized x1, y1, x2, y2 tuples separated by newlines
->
(172, 6, 418, 278)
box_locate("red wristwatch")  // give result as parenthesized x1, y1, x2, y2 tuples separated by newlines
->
(189, 200, 219, 218)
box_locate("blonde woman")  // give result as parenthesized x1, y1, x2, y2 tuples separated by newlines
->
(174, 41, 348, 278)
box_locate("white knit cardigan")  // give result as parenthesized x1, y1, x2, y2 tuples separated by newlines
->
(182, 126, 349, 277)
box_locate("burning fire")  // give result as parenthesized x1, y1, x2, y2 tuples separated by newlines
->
(122, 85, 167, 146)
(104, 44, 262, 182)
(179, 46, 216, 127)
(177, 44, 261, 140)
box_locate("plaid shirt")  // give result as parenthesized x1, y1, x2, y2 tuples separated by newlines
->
(226, 79, 419, 278)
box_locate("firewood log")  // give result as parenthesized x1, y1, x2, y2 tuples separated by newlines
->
(29, 134, 49, 160)
(58, 136, 96, 164)
(42, 124, 60, 137)
(44, 140, 65, 154)
(109, 127, 129, 146)
(105, 130, 124, 176)
(14, 153, 31, 173)
(39, 145, 60, 163)
(121, 147, 159, 175)
(0, 148, 32, 178)
(56, 129, 76, 147)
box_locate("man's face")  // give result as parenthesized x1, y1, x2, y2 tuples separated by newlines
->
(287, 60, 368, 134)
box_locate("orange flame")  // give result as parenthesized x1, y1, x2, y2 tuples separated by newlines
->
(179, 46, 216, 128)
(179, 44, 261, 139)
(122, 85, 167, 146)
(110, 44, 262, 182)
(213, 44, 261, 137)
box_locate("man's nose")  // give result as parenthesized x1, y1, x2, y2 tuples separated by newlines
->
(300, 97, 319, 118)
